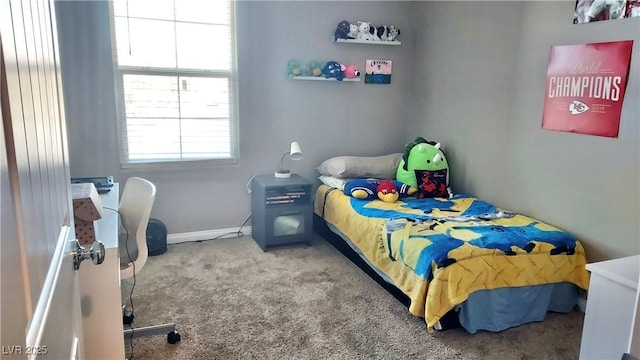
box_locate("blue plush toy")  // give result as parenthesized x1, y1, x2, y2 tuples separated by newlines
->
(322, 61, 345, 81)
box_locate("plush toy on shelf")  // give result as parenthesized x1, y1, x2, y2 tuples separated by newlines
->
(368, 23, 381, 41)
(322, 61, 346, 81)
(376, 26, 388, 41)
(334, 20, 398, 42)
(347, 23, 359, 39)
(335, 20, 358, 40)
(334, 20, 351, 40)
(308, 61, 324, 77)
(334, 20, 359, 40)
(387, 25, 401, 41)
(287, 60, 303, 78)
(374, 25, 401, 41)
(356, 21, 376, 41)
(343, 64, 360, 79)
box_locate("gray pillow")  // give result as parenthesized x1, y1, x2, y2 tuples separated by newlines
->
(316, 153, 403, 179)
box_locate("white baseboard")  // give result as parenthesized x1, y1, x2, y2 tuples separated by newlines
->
(167, 226, 252, 244)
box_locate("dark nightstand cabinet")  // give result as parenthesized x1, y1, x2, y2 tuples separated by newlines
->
(250, 174, 313, 251)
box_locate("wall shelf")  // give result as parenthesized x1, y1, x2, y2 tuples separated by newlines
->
(290, 76, 360, 82)
(334, 38, 401, 46)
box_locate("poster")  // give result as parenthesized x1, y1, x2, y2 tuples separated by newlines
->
(365, 59, 392, 84)
(541, 41, 633, 138)
(574, 0, 640, 23)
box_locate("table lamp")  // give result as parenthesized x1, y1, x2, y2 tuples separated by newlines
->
(275, 141, 303, 178)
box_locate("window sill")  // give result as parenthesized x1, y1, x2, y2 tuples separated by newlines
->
(120, 158, 239, 171)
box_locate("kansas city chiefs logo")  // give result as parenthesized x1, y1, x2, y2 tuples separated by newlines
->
(569, 100, 590, 115)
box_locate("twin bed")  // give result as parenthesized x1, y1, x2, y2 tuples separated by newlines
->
(313, 182, 590, 333)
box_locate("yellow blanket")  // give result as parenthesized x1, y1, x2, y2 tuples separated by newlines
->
(315, 185, 590, 331)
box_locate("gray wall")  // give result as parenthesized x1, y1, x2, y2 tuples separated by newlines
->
(409, 1, 639, 262)
(56, 1, 413, 234)
(56, 1, 639, 261)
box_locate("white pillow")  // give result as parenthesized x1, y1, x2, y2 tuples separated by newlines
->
(316, 153, 402, 179)
(318, 175, 353, 189)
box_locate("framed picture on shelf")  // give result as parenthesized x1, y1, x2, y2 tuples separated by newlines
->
(365, 59, 392, 85)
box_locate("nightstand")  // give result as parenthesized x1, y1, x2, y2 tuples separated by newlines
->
(250, 174, 313, 251)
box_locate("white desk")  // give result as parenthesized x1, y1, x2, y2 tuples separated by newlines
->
(79, 184, 126, 359)
(579, 255, 640, 360)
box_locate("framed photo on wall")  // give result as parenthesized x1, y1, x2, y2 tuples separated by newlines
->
(365, 60, 392, 85)
(541, 40, 633, 138)
(574, 0, 640, 23)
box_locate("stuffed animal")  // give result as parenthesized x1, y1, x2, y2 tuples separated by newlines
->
(287, 60, 302, 78)
(368, 23, 381, 41)
(322, 61, 345, 81)
(376, 26, 388, 41)
(387, 26, 401, 41)
(375, 25, 401, 41)
(356, 21, 375, 41)
(347, 23, 359, 39)
(334, 20, 351, 40)
(307, 61, 323, 77)
(343, 64, 360, 79)
(376, 181, 399, 203)
(396, 137, 449, 190)
(342, 179, 415, 201)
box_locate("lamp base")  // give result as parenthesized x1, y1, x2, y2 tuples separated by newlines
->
(274, 170, 292, 178)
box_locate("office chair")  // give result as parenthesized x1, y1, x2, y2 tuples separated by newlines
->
(119, 177, 181, 344)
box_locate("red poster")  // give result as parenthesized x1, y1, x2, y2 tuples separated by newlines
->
(542, 40, 633, 138)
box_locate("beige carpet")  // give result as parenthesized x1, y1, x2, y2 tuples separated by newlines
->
(126, 234, 585, 360)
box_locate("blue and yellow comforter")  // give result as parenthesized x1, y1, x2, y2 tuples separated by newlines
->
(315, 185, 590, 331)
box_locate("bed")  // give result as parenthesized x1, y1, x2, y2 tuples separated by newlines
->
(313, 184, 590, 333)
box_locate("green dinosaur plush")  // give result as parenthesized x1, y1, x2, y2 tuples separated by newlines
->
(396, 137, 449, 189)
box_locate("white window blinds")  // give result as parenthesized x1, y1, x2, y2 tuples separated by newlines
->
(111, 0, 238, 165)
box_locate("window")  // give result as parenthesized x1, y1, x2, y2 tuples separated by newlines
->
(110, 0, 238, 166)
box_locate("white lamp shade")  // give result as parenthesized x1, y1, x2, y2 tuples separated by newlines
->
(289, 142, 303, 161)
(275, 141, 303, 178)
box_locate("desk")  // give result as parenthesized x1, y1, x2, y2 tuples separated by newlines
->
(79, 184, 125, 359)
(579, 255, 640, 360)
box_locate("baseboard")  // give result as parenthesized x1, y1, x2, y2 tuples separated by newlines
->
(167, 226, 252, 244)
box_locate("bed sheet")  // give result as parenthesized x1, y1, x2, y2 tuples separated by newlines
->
(314, 185, 590, 331)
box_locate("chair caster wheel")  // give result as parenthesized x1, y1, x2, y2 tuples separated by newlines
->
(167, 330, 181, 344)
(123, 312, 134, 325)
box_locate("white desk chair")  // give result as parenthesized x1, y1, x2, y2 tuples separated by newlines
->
(119, 177, 181, 344)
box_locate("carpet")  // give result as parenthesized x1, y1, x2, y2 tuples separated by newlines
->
(126, 234, 585, 360)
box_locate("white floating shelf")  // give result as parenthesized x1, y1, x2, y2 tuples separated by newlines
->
(290, 76, 361, 82)
(334, 38, 401, 46)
